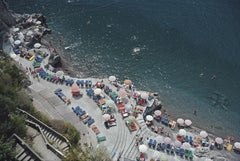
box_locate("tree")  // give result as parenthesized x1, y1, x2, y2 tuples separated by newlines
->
(0, 136, 16, 161)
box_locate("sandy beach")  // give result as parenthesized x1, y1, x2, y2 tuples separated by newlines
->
(2, 12, 240, 161)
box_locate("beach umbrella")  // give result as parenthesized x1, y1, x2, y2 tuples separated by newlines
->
(106, 100, 115, 108)
(125, 103, 132, 111)
(124, 79, 132, 85)
(71, 86, 80, 92)
(121, 97, 129, 104)
(234, 142, 240, 149)
(94, 88, 102, 95)
(13, 27, 19, 32)
(34, 43, 41, 48)
(128, 115, 135, 123)
(215, 137, 223, 144)
(155, 136, 163, 143)
(14, 40, 21, 45)
(200, 131, 208, 138)
(26, 30, 33, 36)
(139, 144, 148, 153)
(108, 75, 116, 82)
(174, 140, 182, 147)
(185, 119, 192, 126)
(179, 129, 187, 136)
(154, 110, 162, 116)
(164, 137, 172, 144)
(153, 151, 161, 159)
(10, 53, 17, 59)
(103, 113, 111, 121)
(118, 88, 127, 97)
(36, 21, 41, 25)
(177, 118, 184, 125)
(56, 71, 64, 77)
(141, 92, 148, 100)
(182, 142, 191, 150)
(146, 115, 153, 121)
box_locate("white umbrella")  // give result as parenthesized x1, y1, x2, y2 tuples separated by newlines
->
(153, 151, 161, 159)
(141, 92, 148, 100)
(164, 137, 172, 144)
(179, 129, 187, 136)
(154, 110, 162, 116)
(139, 144, 148, 153)
(146, 115, 153, 121)
(94, 88, 102, 95)
(36, 21, 41, 25)
(103, 113, 111, 121)
(13, 27, 20, 32)
(121, 97, 129, 104)
(234, 142, 240, 149)
(200, 131, 208, 138)
(215, 137, 223, 144)
(26, 30, 33, 36)
(177, 118, 184, 125)
(185, 119, 192, 126)
(106, 100, 115, 108)
(34, 43, 41, 48)
(174, 140, 182, 147)
(14, 40, 21, 45)
(10, 53, 17, 59)
(125, 103, 132, 111)
(108, 75, 116, 82)
(155, 136, 163, 143)
(182, 142, 191, 150)
(128, 115, 135, 123)
(118, 89, 127, 97)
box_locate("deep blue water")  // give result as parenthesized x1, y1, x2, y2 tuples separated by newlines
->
(8, 0, 240, 139)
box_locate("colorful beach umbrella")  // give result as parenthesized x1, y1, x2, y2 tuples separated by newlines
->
(200, 131, 208, 138)
(141, 92, 148, 100)
(139, 144, 148, 153)
(164, 137, 172, 144)
(215, 137, 223, 144)
(174, 140, 182, 148)
(177, 118, 184, 125)
(182, 142, 191, 150)
(103, 113, 111, 121)
(124, 79, 132, 85)
(154, 110, 162, 116)
(185, 119, 192, 126)
(94, 88, 102, 95)
(108, 75, 116, 82)
(146, 115, 153, 121)
(71, 86, 80, 92)
(179, 129, 187, 136)
(118, 88, 127, 97)
(234, 142, 240, 149)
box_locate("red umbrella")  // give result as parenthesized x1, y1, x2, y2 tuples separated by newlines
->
(71, 86, 80, 92)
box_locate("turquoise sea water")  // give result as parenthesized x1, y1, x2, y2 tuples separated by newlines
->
(8, 0, 240, 139)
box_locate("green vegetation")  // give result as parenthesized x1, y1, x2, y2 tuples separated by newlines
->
(0, 52, 111, 161)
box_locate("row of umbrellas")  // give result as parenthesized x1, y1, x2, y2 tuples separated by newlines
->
(177, 118, 192, 126)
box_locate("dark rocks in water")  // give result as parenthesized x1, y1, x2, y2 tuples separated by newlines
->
(0, 0, 16, 27)
(48, 54, 62, 68)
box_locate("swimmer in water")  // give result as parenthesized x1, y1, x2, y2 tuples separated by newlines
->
(211, 75, 216, 80)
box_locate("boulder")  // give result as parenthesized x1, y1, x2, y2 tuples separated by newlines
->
(48, 53, 62, 68)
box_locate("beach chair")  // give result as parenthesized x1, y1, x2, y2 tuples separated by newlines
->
(87, 118, 95, 126)
(184, 149, 189, 159)
(96, 136, 106, 142)
(185, 135, 189, 142)
(179, 148, 185, 158)
(83, 116, 91, 124)
(189, 136, 193, 145)
(152, 140, 157, 149)
(148, 139, 153, 148)
(188, 150, 194, 160)
(161, 143, 166, 152)
(166, 144, 172, 154)
(175, 147, 180, 155)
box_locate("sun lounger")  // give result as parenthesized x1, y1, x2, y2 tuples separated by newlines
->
(175, 147, 180, 155)
(83, 116, 91, 124)
(87, 118, 95, 126)
(179, 148, 185, 158)
(161, 143, 166, 152)
(189, 136, 193, 145)
(166, 144, 172, 154)
(148, 139, 153, 147)
(152, 140, 157, 149)
(96, 136, 106, 142)
(156, 143, 161, 151)
(185, 135, 189, 142)
(91, 125, 100, 134)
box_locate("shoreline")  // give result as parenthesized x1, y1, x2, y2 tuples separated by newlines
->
(2, 10, 240, 161)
